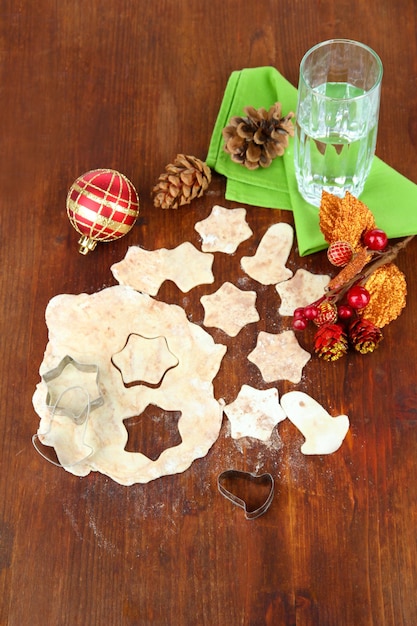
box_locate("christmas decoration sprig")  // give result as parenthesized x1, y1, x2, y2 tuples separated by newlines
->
(292, 191, 414, 360)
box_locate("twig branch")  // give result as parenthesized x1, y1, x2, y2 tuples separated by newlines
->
(325, 235, 415, 302)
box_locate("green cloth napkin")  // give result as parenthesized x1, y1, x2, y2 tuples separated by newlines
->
(207, 66, 417, 256)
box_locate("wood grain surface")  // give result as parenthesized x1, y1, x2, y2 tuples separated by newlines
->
(1, 1, 417, 624)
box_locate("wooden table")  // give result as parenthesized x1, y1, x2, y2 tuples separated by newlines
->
(1, 1, 417, 624)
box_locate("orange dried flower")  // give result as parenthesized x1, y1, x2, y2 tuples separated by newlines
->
(319, 192, 342, 242)
(319, 191, 376, 249)
(363, 263, 407, 327)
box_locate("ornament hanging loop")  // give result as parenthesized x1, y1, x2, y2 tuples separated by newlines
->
(78, 235, 98, 255)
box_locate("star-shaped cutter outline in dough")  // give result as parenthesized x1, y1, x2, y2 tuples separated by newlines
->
(200, 281, 260, 337)
(111, 333, 179, 386)
(275, 268, 330, 316)
(248, 330, 311, 384)
(194, 205, 253, 253)
(223, 384, 286, 441)
(111, 241, 215, 296)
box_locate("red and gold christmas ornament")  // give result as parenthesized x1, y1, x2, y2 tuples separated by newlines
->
(66, 169, 140, 255)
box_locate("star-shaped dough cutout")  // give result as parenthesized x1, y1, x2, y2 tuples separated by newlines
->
(200, 282, 260, 337)
(241, 222, 294, 285)
(248, 330, 311, 384)
(111, 242, 214, 295)
(275, 269, 330, 315)
(224, 384, 286, 441)
(194, 205, 253, 253)
(112, 334, 179, 386)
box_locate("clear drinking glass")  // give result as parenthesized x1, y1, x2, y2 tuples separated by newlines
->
(293, 39, 383, 206)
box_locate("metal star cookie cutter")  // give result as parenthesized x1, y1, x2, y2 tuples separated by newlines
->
(217, 470, 275, 520)
(42, 355, 104, 419)
(32, 356, 104, 468)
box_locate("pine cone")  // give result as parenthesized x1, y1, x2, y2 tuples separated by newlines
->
(222, 102, 294, 170)
(314, 323, 348, 361)
(349, 318, 383, 354)
(152, 154, 212, 209)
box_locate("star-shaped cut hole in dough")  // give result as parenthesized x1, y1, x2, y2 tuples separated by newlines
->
(194, 205, 253, 253)
(280, 391, 349, 455)
(224, 384, 286, 441)
(200, 282, 260, 337)
(275, 268, 330, 316)
(241, 222, 294, 285)
(248, 330, 311, 384)
(112, 334, 179, 386)
(123, 404, 182, 459)
(111, 242, 214, 295)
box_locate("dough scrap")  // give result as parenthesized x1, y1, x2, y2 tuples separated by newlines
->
(241, 222, 294, 285)
(248, 330, 311, 384)
(32, 285, 226, 485)
(280, 391, 349, 454)
(200, 281, 260, 337)
(224, 384, 286, 441)
(111, 242, 215, 295)
(194, 205, 253, 253)
(112, 334, 179, 386)
(275, 268, 330, 316)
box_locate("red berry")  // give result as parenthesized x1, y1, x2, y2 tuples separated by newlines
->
(363, 228, 388, 251)
(337, 304, 354, 320)
(293, 317, 308, 331)
(347, 285, 371, 310)
(293, 307, 306, 319)
(304, 304, 319, 320)
(327, 241, 353, 267)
